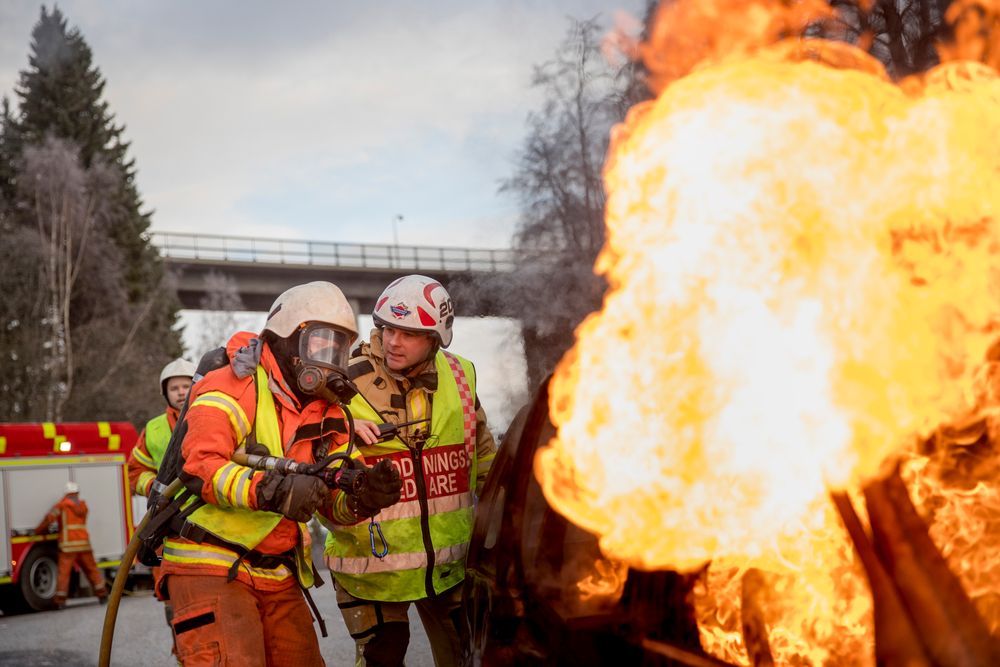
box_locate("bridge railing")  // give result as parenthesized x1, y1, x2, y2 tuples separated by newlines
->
(151, 232, 514, 272)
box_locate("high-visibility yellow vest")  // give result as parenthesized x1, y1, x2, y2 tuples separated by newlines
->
(173, 365, 315, 587)
(325, 351, 477, 601)
(143, 413, 171, 469)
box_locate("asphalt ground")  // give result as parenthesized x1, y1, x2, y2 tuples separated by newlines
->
(0, 588, 433, 666)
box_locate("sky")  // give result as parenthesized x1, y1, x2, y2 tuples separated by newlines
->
(0, 1, 645, 431)
(0, 1, 642, 248)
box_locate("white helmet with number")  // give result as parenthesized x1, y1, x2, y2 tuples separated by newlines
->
(373, 275, 454, 347)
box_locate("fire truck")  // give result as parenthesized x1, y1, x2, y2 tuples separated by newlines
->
(0, 422, 140, 613)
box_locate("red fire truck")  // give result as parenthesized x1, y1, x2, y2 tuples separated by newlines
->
(0, 422, 139, 612)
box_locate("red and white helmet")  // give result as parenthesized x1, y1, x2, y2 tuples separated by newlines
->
(373, 275, 454, 347)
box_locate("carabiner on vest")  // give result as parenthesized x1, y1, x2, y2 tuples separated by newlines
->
(369, 518, 389, 559)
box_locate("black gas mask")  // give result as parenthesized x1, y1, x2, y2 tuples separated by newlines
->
(294, 323, 358, 404)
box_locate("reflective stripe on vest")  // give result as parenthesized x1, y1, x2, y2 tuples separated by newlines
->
(163, 539, 294, 581)
(177, 365, 314, 587)
(326, 350, 477, 601)
(144, 412, 172, 468)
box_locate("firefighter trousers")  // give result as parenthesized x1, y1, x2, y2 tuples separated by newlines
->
(167, 574, 323, 667)
(55, 549, 107, 605)
(335, 582, 465, 667)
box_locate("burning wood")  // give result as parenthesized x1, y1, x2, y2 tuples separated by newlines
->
(829, 490, 931, 667)
(867, 466, 1000, 665)
(832, 461, 1000, 666)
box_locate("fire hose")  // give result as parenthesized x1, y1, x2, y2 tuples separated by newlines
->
(98, 450, 365, 667)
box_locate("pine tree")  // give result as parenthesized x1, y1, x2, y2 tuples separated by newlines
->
(2, 6, 183, 423)
(0, 97, 20, 210)
(15, 7, 170, 305)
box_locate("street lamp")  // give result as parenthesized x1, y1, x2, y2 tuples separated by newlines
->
(392, 214, 403, 267)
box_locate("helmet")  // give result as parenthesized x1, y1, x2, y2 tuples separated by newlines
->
(372, 275, 454, 347)
(263, 281, 358, 376)
(65, 481, 79, 494)
(264, 281, 358, 340)
(159, 358, 196, 398)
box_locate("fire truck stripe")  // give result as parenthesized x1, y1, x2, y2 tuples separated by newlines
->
(327, 542, 468, 575)
(94, 422, 122, 451)
(192, 393, 251, 441)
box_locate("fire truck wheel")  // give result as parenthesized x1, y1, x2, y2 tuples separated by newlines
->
(19, 545, 59, 611)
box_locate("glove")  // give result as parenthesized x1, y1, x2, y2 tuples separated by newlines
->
(348, 459, 402, 518)
(256, 472, 328, 522)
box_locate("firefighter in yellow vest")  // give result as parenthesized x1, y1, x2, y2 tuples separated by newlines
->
(128, 357, 196, 496)
(126, 357, 195, 658)
(157, 281, 402, 666)
(324, 275, 497, 667)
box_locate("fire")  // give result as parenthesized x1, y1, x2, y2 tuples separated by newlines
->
(534, 0, 1000, 664)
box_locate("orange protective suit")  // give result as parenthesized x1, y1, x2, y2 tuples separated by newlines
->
(158, 331, 361, 666)
(36, 493, 107, 606)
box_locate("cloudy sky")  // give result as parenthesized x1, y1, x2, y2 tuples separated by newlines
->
(0, 1, 645, 429)
(1, 1, 642, 248)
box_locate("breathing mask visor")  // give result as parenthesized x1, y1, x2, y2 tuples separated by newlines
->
(294, 323, 357, 403)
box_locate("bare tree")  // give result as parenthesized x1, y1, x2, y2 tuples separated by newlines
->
(18, 135, 115, 420)
(191, 271, 246, 362)
(823, 0, 952, 77)
(480, 16, 651, 391)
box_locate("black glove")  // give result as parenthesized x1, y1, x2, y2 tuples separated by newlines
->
(348, 459, 402, 518)
(256, 472, 328, 522)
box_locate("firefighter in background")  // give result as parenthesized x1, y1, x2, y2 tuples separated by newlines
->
(158, 281, 401, 666)
(127, 356, 195, 657)
(128, 357, 196, 496)
(324, 275, 497, 667)
(35, 481, 109, 608)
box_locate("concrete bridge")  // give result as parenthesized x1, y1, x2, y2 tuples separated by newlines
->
(153, 232, 514, 315)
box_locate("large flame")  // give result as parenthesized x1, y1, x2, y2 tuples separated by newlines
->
(535, 0, 1000, 664)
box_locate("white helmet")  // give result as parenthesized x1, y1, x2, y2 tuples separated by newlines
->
(373, 275, 454, 347)
(159, 358, 196, 397)
(263, 281, 358, 372)
(65, 481, 79, 494)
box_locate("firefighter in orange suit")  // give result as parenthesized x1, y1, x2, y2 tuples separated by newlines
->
(128, 357, 196, 496)
(35, 481, 108, 608)
(157, 281, 402, 666)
